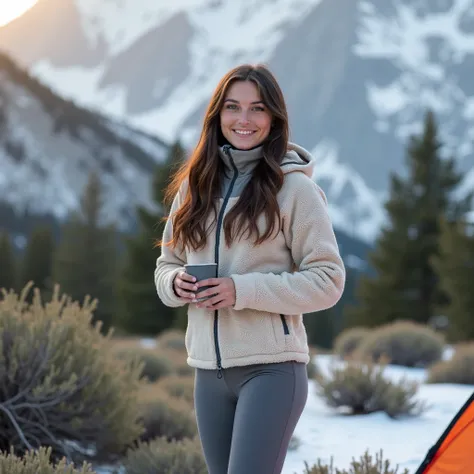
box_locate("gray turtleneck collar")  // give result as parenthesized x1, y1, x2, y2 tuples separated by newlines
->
(218, 144, 264, 176)
(217, 144, 264, 198)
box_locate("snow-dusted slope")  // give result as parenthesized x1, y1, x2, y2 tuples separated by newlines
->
(33, 0, 320, 141)
(0, 55, 167, 231)
(1, 0, 473, 243)
(310, 140, 386, 241)
(355, 0, 474, 160)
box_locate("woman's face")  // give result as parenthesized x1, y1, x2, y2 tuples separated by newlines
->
(219, 80, 272, 150)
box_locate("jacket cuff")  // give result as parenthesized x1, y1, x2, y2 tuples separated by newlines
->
(163, 267, 187, 307)
(230, 274, 256, 311)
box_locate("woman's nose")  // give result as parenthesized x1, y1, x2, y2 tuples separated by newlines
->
(237, 111, 250, 124)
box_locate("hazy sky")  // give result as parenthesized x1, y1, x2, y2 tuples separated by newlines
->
(0, 0, 37, 27)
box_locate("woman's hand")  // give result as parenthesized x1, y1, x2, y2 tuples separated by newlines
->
(193, 277, 236, 309)
(173, 271, 198, 301)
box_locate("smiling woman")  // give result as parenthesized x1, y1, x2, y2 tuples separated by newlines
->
(0, 0, 37, 27)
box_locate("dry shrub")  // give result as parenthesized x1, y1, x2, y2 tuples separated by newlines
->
(109, 337, 142, 352)
(307, 358, 318, 379)
(122, 436, 207, 474)
(0, 446, 97, 474)
(0, 285, 144, 464)
(158, 375, 195, 405)
(357, 321, 444, 367)
(156, 329, 186, 352)
(114, 347, 174, 382)
(334, 327, 370, 359)
(316, 361, 425, 418)
(427, 343, 474, 384)
(138, 384, 197, 442)
(160, 347, 194, 376)
(302, 450, 409, 474)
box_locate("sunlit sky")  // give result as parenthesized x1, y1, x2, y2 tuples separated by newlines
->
(0, 0, 38, 27)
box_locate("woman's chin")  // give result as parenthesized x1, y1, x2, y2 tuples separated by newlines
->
(228, 136, 263, 150)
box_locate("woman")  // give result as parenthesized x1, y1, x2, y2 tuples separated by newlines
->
(154, 64, 345, 474)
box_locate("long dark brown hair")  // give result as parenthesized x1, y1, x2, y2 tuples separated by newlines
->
(161, 64, 289, 251)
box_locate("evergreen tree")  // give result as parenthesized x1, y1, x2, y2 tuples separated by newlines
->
(433, 218, 474, 341)
(119, 140, 187, 335)
(0, 231, 16, 291)
(346, 110, 470, 328)
(53, 171, 118, 332)
(20, 225, 55, 300)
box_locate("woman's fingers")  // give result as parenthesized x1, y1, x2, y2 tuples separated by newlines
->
(175, 272, 197, 299)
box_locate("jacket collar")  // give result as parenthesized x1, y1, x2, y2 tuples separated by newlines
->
(217, 141, 315, 179)
(218, 144, 264, 176)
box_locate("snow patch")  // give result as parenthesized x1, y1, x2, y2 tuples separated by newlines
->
(311, 140, 387, 243)
(355, 0, 474, 161)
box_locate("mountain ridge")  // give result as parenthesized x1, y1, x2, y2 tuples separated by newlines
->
(0, 51, 168, 231)
(1, 0, 473, 243)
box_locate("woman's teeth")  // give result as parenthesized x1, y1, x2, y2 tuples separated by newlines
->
(234, 130, 255, 135)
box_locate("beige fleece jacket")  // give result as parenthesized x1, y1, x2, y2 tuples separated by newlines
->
(155, 142, 345, 370)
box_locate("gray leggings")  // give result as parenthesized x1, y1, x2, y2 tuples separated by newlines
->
(194, 361, 308, 474)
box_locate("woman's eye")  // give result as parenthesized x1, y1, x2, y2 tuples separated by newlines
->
(253, 106, 265, 112)
(226, 104, 237, 110)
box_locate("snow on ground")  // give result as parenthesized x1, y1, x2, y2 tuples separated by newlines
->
(283, 353, 472, 474)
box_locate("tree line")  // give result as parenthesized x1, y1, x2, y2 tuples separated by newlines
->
(1, 110, 473, 344)
(0, 140, 187, 336)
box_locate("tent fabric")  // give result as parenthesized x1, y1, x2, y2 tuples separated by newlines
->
(415, 393, 474, 474)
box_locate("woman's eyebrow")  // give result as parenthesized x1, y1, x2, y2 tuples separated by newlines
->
(224, 98, 264, 104)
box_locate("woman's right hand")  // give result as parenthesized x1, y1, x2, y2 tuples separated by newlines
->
(173, 271, 198, 301)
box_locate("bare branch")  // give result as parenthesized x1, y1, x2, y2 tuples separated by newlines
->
(0, 402, 34, 451)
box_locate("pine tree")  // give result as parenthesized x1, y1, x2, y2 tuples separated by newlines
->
(52, 171, 119, 332)
(433, 218, 474, 341)
(119, 140, 187, 335)
(20, 225, 55, 300)
(346, 110, 470, 328)
(0, 231, 16, 291)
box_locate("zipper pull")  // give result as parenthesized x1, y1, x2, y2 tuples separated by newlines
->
(223, 144, 231, 156)
(216, 364, 223, 379)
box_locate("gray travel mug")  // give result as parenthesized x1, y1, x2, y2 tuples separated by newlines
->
(184, 263, 218, 302)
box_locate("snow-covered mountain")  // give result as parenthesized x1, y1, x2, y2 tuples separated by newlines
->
(0, 53, 168, 233)
(1, 0, 474, 242)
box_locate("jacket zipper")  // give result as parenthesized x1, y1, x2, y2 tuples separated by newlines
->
(214, 144, 239, 379)
(280, 314, 290, 335)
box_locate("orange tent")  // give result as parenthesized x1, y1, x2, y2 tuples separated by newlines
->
(415, 393, 474, 473)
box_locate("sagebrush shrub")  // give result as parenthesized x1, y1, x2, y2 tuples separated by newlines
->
(138, 385, 197, 442)
(160, 346, 194, 376)
(307, 358, 318, 379)
(156, 329, 186, 351)
(122, 436, 207, 474)
(0, 446, 97, 474)
(0, 285, 144, 463)
(427, 343, 474, 384)
(114, 346, 174, 382)
(316, 361, 425, 418)
(357, 321, 444, 367)
(158, 375, 195, 405)
(302, 450, 409, 474)
(334, 327, 370, 359)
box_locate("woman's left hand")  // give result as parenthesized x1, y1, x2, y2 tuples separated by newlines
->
(193, 277, 236, 309)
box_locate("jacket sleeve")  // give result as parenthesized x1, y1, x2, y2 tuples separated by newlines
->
(154, 187, 188, 308)
(230, 174, 345, 315)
